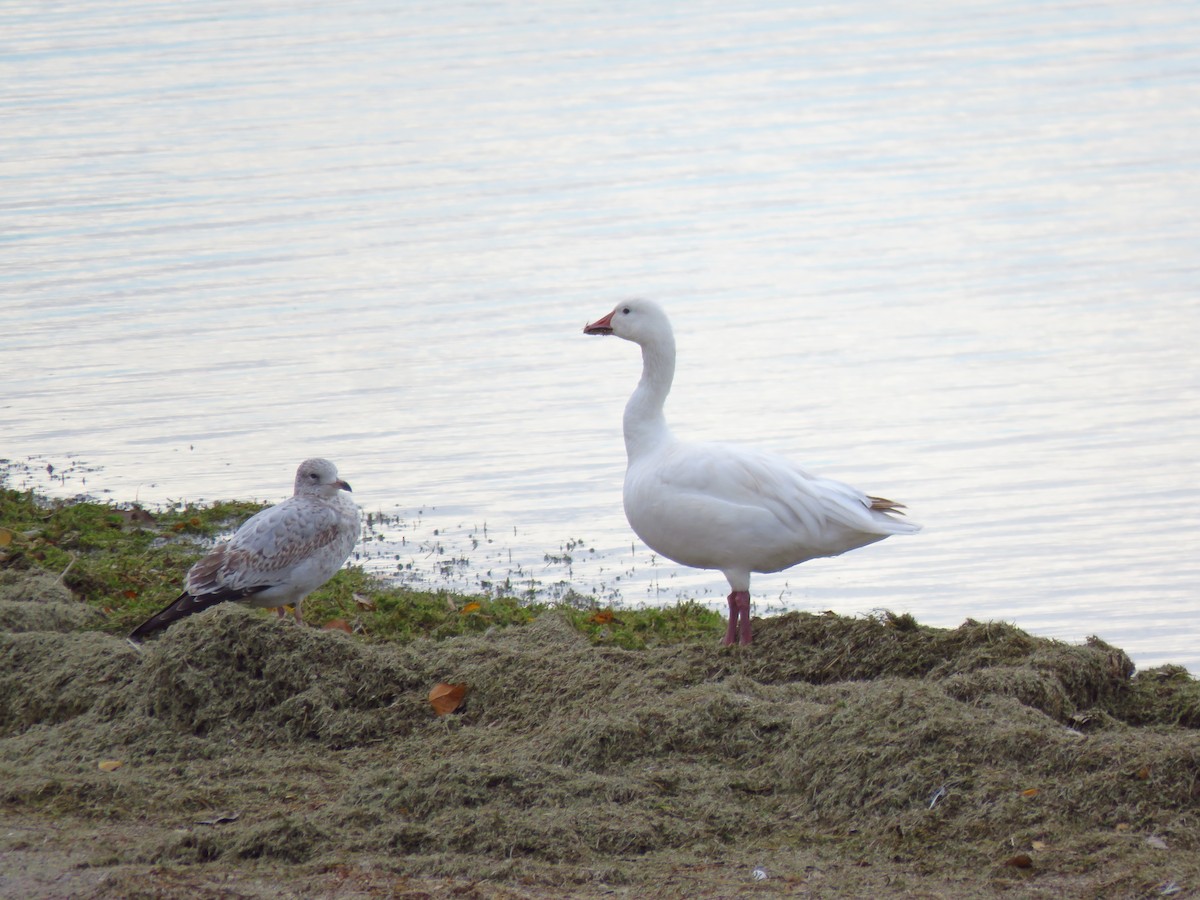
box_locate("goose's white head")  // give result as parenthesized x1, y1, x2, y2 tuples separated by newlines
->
(583, 299, 672, 345)
(294, 457, 353, 498)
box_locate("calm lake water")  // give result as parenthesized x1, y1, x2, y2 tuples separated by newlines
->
(3, 1, 1198, 672)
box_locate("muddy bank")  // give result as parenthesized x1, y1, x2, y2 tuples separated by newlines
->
(2, 570, 1199, 898)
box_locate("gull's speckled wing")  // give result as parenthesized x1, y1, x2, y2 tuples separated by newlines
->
(185, 498, 356, 597)
(129, 469, 359, 641)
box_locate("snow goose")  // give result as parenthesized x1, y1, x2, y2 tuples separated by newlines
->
(129, 458, 361, 640)
(583, 300, 919, 646)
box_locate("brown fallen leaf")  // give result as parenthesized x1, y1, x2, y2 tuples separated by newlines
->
(97, 759, 123, 772)
(322, 619, 352, 633)
(429, 682, 468, 716)
(0, 528, 13, 547)
(1006, 854, 1033, 869)
(1135, 765, 1152, 780)
(461, 602, 482, 615)
(1031, 840, 1048, 851)
(589, 609, 618, 625)
(1020, 788, 1040, 798)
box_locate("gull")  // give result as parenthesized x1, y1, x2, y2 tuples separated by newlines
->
(583, 300, 920, 646)
(128, 458, 360, 641)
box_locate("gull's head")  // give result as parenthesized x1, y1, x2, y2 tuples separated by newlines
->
(294, 458, 352, 497)
(583, 299, 672, 346)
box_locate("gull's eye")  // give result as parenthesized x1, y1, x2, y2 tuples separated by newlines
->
(622, 306, 631, 315)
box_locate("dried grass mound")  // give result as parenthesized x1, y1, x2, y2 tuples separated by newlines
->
(0, 569, 103, 633)
(0, 631, 138, 736)
(744, 611, 1141, 725)
(1120, 665, 1200, 728)
(130, 606, 433, 748)
(2, 573, 1199, 897)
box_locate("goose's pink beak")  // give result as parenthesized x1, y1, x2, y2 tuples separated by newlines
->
(583, 310, 615, 335)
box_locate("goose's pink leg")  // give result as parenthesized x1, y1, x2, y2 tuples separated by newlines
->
(722, 591, 753, 646)
(734, 591, 752, 645)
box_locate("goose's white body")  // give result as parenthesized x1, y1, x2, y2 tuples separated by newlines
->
(585, 300, 919, 645)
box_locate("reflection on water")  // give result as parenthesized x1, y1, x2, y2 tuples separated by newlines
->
(2, 1, 1198, 671)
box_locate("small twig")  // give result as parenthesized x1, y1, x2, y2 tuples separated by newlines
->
(56, 552, 77, 585)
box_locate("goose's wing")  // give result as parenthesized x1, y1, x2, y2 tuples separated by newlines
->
(656, 442, 913, 539)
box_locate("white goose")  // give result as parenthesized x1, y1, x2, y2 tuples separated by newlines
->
(583, 300, 919, 646)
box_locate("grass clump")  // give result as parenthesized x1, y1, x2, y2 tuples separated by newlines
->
(306, 566, 723, 648)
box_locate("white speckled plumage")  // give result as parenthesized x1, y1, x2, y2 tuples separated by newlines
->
(129, 458, 360, 640)
(584, 300, 919, 646)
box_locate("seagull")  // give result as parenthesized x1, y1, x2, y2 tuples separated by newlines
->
(128, 458, 361, 641)
(583, 300, 920, 646)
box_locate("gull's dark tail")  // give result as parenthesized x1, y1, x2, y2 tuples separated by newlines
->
(127, 586, 264, 641)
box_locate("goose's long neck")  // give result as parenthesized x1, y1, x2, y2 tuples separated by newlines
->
(623, 333, 675, 461)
